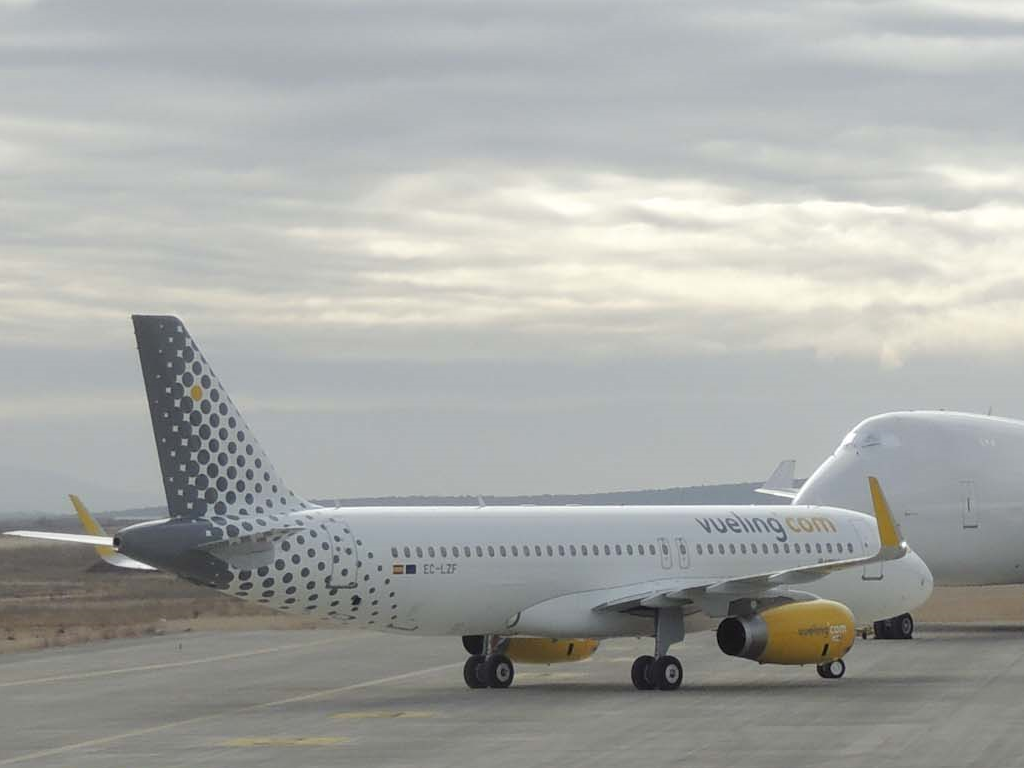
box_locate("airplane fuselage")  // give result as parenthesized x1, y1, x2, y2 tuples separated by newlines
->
(120, 504, 931, 637)
(796, 411, 1024, 586)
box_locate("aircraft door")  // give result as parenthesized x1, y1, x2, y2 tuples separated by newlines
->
(657, 537, 673, 570)
(961, 480, 978, 529)
(853, 517, 883, 580)
(324, 518, 359, 590)
(675, 536, 690, 569)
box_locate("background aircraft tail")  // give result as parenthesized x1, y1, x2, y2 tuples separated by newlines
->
(132, 315, 317, 520)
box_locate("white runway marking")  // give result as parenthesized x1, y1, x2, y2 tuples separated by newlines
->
(0, 636, 342, 689)
(0, 661, 461, 765)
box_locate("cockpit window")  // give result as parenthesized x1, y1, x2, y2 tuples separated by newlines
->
(839, 429, 900, 451)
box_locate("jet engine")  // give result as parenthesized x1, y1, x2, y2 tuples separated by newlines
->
(462, 635, 599, 663)
(716, 600, 855, 665)
(505, 637, 599, 664)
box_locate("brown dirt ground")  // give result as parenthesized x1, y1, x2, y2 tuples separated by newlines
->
(1, 536, 1021, 654)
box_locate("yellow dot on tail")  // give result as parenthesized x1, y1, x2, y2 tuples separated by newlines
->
(190, 385, 203, 400)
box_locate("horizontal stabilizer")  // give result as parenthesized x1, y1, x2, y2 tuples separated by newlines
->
(4, 530, 114, 546)
(755, 459, 799, 499)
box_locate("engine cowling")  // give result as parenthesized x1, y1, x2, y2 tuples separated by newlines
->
(716, 600, 855, 665)
(505, 638, 600, 664)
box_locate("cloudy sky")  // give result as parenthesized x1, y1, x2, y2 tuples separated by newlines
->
(2, 0, 1024, 512)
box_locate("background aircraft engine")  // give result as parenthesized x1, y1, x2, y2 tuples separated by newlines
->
(505, 638, 600, 664)
(716, 600, 855, 665)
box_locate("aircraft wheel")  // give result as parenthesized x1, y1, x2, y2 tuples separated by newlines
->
(483, 654, 515, 688)
(631, 655, 655, 690)
(463, 654, 487, 689)
(873, 619, 892, 639)
(895, 613, 914, 639)
(817, 658, 845, 679)
(651, 655, 683, 691)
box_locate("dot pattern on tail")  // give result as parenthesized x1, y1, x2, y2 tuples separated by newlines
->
(133, 315, 315, 519)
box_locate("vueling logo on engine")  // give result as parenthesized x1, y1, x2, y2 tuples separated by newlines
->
(694, 512, 837, 543)
(797, 623, 849, 643)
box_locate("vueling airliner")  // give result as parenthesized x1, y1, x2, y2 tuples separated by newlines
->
(5, 317, 933, 690)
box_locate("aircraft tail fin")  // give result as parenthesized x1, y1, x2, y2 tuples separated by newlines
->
(755, 459, 799, 500)
(132, 315, 318, 520)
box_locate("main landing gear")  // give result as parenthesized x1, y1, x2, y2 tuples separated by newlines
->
(463, 635, 515, 689)
(464, 653, 514, 689)
(816, 658, 846, 679)
(631, 607, 685, 691)
(874, 612, 914, 640)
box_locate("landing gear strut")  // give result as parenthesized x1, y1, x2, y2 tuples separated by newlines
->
(874, 612, 914, 640)
(631, 607, 685, 691)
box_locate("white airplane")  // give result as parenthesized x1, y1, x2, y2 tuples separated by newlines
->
(5, 316, 933, 690)
(762, 410, 1024, 639)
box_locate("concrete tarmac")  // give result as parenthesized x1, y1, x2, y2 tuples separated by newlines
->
(1, 624, 1023, 767)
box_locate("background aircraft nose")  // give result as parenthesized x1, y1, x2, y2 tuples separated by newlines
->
(795, 452, 875, 516)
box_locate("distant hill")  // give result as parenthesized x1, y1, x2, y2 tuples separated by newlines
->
(7, 479, 803, 526)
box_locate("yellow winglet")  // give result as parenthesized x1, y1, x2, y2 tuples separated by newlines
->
(868, 477, 901, 548)
(69, 494, 117, 559)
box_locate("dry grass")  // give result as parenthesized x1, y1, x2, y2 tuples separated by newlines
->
(0, 538, 315, 653)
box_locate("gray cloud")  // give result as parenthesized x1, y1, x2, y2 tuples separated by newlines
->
(2, 0, 1023, 506)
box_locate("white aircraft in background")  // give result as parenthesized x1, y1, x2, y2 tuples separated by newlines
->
(760, 410, 1024, 640)
(5, 316, 932, 690)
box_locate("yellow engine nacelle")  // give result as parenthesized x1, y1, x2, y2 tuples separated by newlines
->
(504, 638, 600, 664)
(716, 600, 855, 665)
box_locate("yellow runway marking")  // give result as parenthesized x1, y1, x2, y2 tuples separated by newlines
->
(333, 710, 434, 720)
(222, 736, 350, 747)
(0, 636, 342, 689)
(515, 671, 583, 681)
(0, 661, 461, 766)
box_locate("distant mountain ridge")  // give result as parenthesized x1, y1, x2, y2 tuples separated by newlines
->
(8, 480, 803, 524)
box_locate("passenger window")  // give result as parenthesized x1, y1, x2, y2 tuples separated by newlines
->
(581, 545, 588, 556)
(391, 547, 398, 558)
(773, 543, 779, 554)
(816, 543, 822, 554)
(570, 545, 577, 556)
(465, 546, 472, 558)
(487, 546, 495, 557)
(604, 544, 611, 555)
(440, 546, 447, 557)
(848, 543, 854, 553)
(403, 546, 411, 558)
(826, 543, 832, 553)
(593, 544, 599, 556)
(499, 546, 507, 557)
(729, 543, 736, 554)
(615, 544, 623, 555)
(761, 543, 768, 554)
(783, 543, 790, 553)
(661, 542, 670, 555)
(428, 546, 435, 558)
(696, 544, 703, 555)
(558, 545, 566, 556)
(535, 545, 542, 556)
(740, 544, 747, 554)
(647, 544, 655, 555)
(416, 546, 423, 558)
(511, 545, 518, 556)
(451, 547, 458, 558)
(626, 544, 634, 555)
(679, 543, 687, 555)
(523, 546, 530, 557)
(476, 545, 484, 557)
(718, 543, 725, 554)
(547, 545, 554, 556)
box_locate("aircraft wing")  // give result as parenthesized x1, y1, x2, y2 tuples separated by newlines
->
(596, 476, 905, 613)
(754, 459, 799, 499)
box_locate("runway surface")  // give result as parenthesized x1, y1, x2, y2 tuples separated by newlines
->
(1, 624, 1023, 767)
